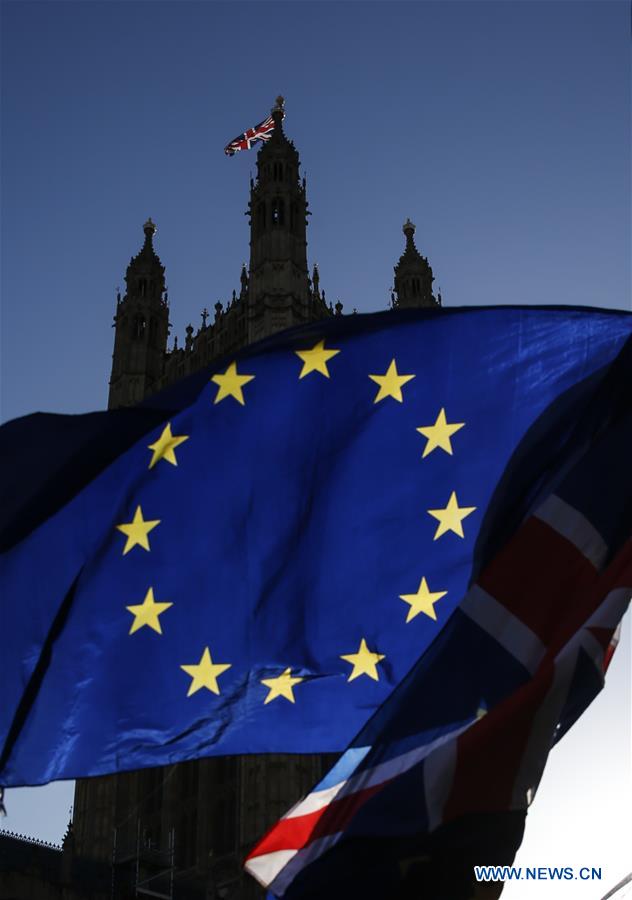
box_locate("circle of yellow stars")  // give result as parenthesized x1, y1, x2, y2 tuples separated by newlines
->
(113, 336, 476, 706)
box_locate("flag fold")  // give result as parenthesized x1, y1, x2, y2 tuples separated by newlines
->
(0, 306, 630, 793)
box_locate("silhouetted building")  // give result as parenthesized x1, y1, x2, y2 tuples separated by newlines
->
(0, 820, 111, 900)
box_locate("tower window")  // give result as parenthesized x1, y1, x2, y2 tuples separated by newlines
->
(132, 315, 146, 340)
(138, 278, 147, 297)
(271, 198, 284, 226)
(257, 202, 266, 234)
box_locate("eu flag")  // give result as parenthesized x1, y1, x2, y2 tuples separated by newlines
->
(1, 306, 630, 787)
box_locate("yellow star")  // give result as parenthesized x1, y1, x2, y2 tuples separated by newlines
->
(126, 587, 173, 635)
(116, 505, 161, 555)
(180, 647, 232, 697)
(416, 408, 465, 458)
(340, 638, 385, 682)
(211, 361, 255, 405)
(147, 423, 189, 469)
(427, 491, 477, 540)
(399, 577, 448, 623)
(295, 339, 341, 379)
(369, 359, 415, 403)
(261, 667, 304, 704)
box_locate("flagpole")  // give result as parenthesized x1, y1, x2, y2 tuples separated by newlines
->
(599, 872, 632, 900)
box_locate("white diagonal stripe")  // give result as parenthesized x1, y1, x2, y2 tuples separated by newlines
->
(269, 833, 344, 895)
(579, 630, 607, 675)
(579, 587, 631, 673)
(245, 849, 299, 888)
(460, 584, 546, 673)
(424, 736, 458, 831)
(534, 494, 608, 569)
(584, 586, 631, 630)
(511, 642, 578, 809)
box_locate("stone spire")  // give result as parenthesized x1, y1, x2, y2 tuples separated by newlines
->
(392, 218, 439, 309)
(245, 96, 328, 343)
(108, 219, 169, 408)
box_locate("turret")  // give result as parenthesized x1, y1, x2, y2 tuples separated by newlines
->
(108, 219, 169, 408)
(392, 218, 439, 309)
(245, 96, 328, 342)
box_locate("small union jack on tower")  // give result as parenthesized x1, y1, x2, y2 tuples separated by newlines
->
(224, 96, 285, 156)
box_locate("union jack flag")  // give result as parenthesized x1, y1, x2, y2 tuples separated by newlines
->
(224, 114, 277, 156)
(245, 339, 632, 898)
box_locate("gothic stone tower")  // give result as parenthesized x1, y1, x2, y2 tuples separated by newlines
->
(246, 96, 316, 342)
(73, 101, 441, 900)
(392, 217, 441, 309)
(108, 218, 169, 409)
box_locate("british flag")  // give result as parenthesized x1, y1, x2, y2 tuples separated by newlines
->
(224, 114, 277, 156)
(245, 340, 632, 899)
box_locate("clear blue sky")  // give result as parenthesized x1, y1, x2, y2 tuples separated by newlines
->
(1, 2, 630, 896)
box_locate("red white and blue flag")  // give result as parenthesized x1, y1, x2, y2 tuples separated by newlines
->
(224, 114, 277, 156)
(245, 343, 632, 899)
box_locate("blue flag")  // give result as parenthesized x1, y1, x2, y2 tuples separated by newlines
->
(1, 306, 630, 787)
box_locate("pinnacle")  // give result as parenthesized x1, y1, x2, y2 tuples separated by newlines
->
(132, 219, 162, 267)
